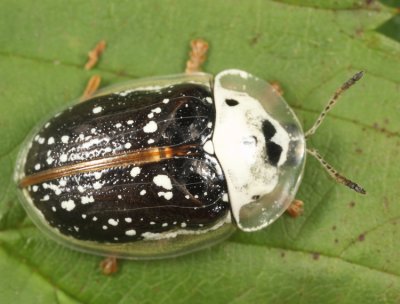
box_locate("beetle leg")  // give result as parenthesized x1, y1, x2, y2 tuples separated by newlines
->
(99, 256, 118, 275)
(185, 39, 209, 74)
(81, 75, 102, 101)
(270, 81, 284, 96)
(84, 40, 106, 70)
(286, 199, 304, 218)
(80, 40, 106, 101)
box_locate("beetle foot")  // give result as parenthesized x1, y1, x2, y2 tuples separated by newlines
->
(85, 40, 106, 70)
(81, 75, 101, 101)
(270, 81, 284, 96)
(100, 256, 118, 275)
(185, 39, 209, 74)
(286, 199, 304, 218)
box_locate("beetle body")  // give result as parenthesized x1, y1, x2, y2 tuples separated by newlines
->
(15, 70, 305, 259)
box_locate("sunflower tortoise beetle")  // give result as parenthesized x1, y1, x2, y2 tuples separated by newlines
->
(15, 52, 365, 260)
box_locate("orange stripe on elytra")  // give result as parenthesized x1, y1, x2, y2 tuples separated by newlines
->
(19, 145, 198, 188)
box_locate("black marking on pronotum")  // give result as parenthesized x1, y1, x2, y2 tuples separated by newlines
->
(262, 120, 276, 141)
(266, 142, 283, 166)
(225, 99, 239, 106)
(261, 120, 282, 166)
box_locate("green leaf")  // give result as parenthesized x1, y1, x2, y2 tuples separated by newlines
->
(1, 0, 399, 303)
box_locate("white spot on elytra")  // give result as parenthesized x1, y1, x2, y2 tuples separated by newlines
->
(81, 195, 94, 204)
(118, 195, 122, 199)
(127, 120, 134, 125)
(152, 107, 161, 113)
(60, 154, 68, 162)
(125, 217, 132, 223)
(185, 195, 190, 199)
(153, 174, 172, 190)
(143, 121, 157, 133)
(52, 206, 56, 212)
(78, 186, 85, 193)
(207, 122, 212, 128)
(82, 214, 87, 219)
(93, 181, 104, 189)
(44, 183, 62, 195)
(94, 172, 102, 179)
(147, 138, 155, 144)
(92, 216, 98, 221)
(61, 135, 69, 143)
(147, 112, 154, 119)
(102, 225, 108, 230)
(203, 140, 214, 154)
(181, 222, 187, 228)
(115, 123, 122, 128)
(61, 199, 75, 211)
(91, 128, 97, 134)
(130, 167, 141, 177)
(38, 137, 45, 144)
(140, 189, 146, 196)
(162, 98, 170, 104)
(125, 229, 136, 236)
(40, 195, 50, 201)
(150, 221, 156, 225)
(162, 223, 168, 227)
(74, 226, 79, 232)
(92, 106, 102, 114)
(108, 219, 118, 226)
(32, 185, 38, 192)
(59, 179, 67, 187)
(118, 89, 134, 97)
(46, 156, 54, 165)
(158, 191, 173, 200)
(206, 97, 213, 104)
(34, 163, 41, 170)
(222, 193, 229, 202)
(124, 142, 132, 149)
(48, 137, 55, 145)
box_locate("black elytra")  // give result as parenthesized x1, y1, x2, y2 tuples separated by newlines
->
(23, 84, 230, 243)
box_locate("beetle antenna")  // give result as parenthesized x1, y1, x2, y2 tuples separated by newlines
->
(307, 148, 366, 194)
(304, 72, 366, 194)
(305, 71, 364, 139)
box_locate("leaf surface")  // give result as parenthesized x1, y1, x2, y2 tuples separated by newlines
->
(1, 1, 399, 303)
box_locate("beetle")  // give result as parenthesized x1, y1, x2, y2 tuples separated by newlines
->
(14, 40, 365, 260)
